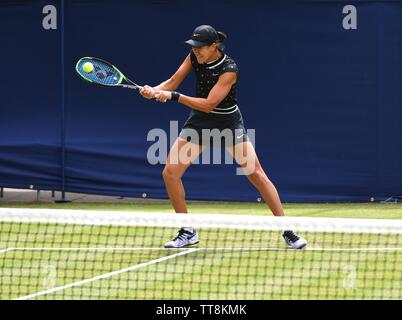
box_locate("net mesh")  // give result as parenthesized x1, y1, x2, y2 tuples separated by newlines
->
(1, 208, 401, 300)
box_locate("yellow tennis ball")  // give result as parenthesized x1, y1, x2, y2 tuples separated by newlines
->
(83, 62, 94, 73)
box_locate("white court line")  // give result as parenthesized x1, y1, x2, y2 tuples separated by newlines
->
(304, 247, 402, 252)
(5, 247, 402, 252)
(14, 248, 200, 300)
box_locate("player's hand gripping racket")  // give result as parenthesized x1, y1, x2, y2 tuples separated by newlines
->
(76, 57, 142, 91)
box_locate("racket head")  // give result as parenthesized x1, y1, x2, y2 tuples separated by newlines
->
(75, 57, 124, 86)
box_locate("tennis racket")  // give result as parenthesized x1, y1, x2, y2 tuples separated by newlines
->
(75, 57, 142, 90)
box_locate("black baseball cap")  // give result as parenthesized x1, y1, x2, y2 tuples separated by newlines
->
(185, 25, 219, 48)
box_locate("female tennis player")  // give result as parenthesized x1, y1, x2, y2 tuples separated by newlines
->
(140, 25, 307, 249)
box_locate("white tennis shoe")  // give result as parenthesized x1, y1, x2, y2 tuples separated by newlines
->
(282, 230, 307, 249)
(164, 228, 199, 248)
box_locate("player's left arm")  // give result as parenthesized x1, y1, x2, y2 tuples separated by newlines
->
(154, 72, 237, 113)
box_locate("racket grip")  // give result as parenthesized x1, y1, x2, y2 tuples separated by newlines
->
(122, 84, 142, 90)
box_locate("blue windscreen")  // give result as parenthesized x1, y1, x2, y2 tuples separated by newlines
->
(1, 0, 401, 202)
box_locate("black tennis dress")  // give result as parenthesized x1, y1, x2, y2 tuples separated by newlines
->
(179, 51, 248, 146)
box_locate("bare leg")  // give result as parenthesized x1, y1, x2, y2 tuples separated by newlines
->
(163, 138, 205, 214)
(227, 141, 308, 249)
(227, 141, 285, 216)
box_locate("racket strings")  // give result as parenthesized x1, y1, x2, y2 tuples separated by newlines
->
(77, 58, 121, 86)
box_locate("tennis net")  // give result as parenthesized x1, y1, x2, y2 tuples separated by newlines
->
(0, 208, 401, 300)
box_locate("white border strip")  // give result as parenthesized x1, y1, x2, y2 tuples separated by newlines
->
(0, 248, 14, 254)
(210, 105, 239, 114)
(14, 248, 199, 300)
(3, 247, 402, 252)
(207, 54, 226, 69)
(1, 208, 402, 234)
(213, 104, 238, 111)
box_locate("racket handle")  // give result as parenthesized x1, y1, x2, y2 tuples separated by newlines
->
(121, 84, 143, 90)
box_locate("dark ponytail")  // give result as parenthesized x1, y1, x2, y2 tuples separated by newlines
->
(216, 31, 227, 52)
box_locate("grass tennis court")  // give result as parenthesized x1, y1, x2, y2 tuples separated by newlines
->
(1, 201, 402, 300)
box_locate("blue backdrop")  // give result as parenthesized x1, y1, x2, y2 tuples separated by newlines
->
(1, 0, 401, 202)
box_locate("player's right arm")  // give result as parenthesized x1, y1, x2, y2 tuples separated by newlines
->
(140, 54, 192, 99)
